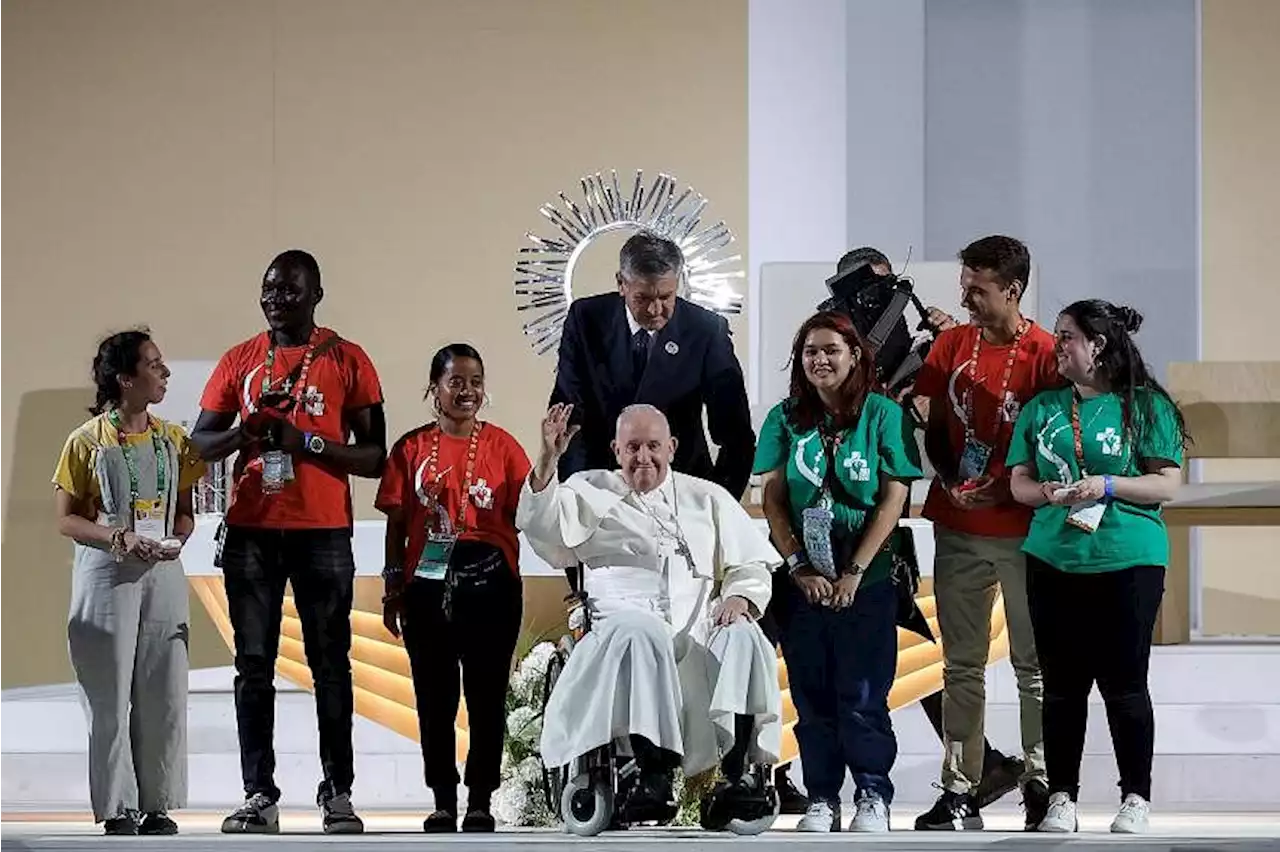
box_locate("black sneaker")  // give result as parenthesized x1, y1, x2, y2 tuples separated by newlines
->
(424, 809, 458, 833)
(774, 767, 808, 815)
(138, 812, 179, 835)
(1022, 779, 1050, 831)
(221, 793, 279, 834)
(975, 755, 1024, 809)
(103, 814, 139, 836)
(319, 789, 364, 835)
(461, 809, 496, 832)
(914, 790, 983, 831)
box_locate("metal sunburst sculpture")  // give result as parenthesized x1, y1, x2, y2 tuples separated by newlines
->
(514, 169, 745, 356)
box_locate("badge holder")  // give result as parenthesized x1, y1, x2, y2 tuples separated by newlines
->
(1064, 497, 1106, 534)
(133, 499, 166, 543)
(801, 493, 839, 580)
(415, 502, 456, 582)
(261, 450, 295, 495)
(958, 438, 993, 483)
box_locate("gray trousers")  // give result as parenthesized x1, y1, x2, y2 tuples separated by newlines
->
(68, 551, 189, 821)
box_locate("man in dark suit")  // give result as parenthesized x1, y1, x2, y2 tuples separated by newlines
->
(549, 231, 755, 499)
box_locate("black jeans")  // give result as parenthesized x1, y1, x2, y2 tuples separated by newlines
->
(221, 526, 357, 801)
(1026, 557, 1164, 802)
(401, 542, 522, 809)
(779, 577, 899, 804)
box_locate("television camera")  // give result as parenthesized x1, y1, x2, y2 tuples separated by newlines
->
(819, 259, 940, 400)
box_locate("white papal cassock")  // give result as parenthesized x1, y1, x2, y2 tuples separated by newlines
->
(517, 469, 784, 777)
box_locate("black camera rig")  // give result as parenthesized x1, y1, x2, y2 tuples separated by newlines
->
(818, 260, 940, 398)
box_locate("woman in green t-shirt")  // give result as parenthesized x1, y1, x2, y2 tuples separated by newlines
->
(1006, 300, 1189, 836)
(753, 311, 923, 834)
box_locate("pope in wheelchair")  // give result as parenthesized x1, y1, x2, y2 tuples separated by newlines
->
(517, 403, 786, 836)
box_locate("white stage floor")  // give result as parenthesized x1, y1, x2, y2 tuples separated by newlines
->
(4, 810, 1280, 850)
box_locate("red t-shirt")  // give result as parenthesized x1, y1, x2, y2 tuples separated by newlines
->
(200, 328, 384, 529)
(913, 322, 1061, 538)
(375, 422, 532, 580)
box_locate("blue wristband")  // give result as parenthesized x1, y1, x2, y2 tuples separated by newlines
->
(1103, 475, 1115, 500)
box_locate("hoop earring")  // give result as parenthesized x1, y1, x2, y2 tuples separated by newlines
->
(430, 392, 443, 416)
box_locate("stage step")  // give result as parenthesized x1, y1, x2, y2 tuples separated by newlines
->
(5, 647, 1280, 813)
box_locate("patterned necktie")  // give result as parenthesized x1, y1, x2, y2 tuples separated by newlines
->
(631, 328, 650, 385)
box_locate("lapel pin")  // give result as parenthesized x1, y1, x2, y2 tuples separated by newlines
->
(665, 341, 679, 355)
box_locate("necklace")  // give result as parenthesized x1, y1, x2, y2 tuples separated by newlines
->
(108, 409, 167, 511)
(963, 318, 1029, 441)
(422, 422, 483, 534)
(261, 328, 320, 407)
(632, 477, 695, 567)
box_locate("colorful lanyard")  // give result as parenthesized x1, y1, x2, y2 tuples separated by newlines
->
(963, 318, 1029, 441)
(261, 329, 320, 408)
(108, 410, 167, 510)
(422, 423, 483, 533)
(1069, 393, 1127, 478)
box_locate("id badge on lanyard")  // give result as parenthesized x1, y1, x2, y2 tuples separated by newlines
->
(802, 429, 841, 580)
(960, 322, 1026, 482)
(959, 439, 993, 482)
(261, 449, 296, 494)
(133, 498, 166, 542)
(415, 530, 456, 581)
(1065, 395, 1107, 534)
(415, 498, 457, 580)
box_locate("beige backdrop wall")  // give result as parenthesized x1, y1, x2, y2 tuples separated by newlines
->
(1199, 0, 1280, 636)
(1, 0, 748, 688)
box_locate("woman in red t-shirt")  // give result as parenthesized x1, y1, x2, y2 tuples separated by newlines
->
(375, 344, 531, 834)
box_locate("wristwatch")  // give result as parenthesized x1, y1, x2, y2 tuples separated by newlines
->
(305, 432, 326, 455)
(844, 560, 868, 578)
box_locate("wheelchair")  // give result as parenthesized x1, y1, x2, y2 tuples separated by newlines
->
(538, 568, 781, 837)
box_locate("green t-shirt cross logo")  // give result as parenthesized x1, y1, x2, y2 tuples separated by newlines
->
(1096, 426, 1123, 456)
(843, 450, 871, 482)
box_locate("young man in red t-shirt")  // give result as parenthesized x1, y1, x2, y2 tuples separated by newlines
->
(191, 250, 386, 835)
(909, 236, 1060, 832)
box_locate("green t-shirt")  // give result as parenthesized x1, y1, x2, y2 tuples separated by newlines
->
(752, 392, 923, 585)
(1005, 386, 1185, 574)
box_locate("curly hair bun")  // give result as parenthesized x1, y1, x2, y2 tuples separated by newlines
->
(1114, 305, 1144, 334)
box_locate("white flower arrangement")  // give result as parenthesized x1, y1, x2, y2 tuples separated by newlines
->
(494, 637, 716, 828)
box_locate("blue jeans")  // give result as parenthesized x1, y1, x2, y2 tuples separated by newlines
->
(780, 576, 898, 804)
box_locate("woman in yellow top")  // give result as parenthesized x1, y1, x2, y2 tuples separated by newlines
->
(52, 330, 206, 836)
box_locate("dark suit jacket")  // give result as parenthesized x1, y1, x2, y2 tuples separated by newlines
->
(549, 293, 756, 499)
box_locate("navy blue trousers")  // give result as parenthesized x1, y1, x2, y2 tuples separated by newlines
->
(779, 576, 899, 804)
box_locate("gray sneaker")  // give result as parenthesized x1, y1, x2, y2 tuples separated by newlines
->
(1110, 794, 1150, 834)
(221, 792, 280, 834)
(1038, 791, 1078, 833)
(796, 799, 841, 832)
(849, 791, 890, 832)
(320, 789, 365, 835)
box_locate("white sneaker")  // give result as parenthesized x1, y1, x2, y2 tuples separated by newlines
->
(796, 800, 840, 832)
(1037, 792, 1078, 833)
(849, 792, 890, 832)
(1111, 794, 1151, 834)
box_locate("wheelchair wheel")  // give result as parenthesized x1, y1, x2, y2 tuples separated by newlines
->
(561, 771, 614, 837)
(540, 648, 569, 817)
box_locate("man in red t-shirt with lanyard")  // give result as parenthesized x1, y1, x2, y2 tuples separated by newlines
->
(908, 236, 1060, 832)
(192, 250, 387, 835)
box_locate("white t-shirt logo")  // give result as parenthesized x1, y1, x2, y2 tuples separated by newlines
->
(843, 451, 871, 482)
(1096, 427, 1122, 456)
